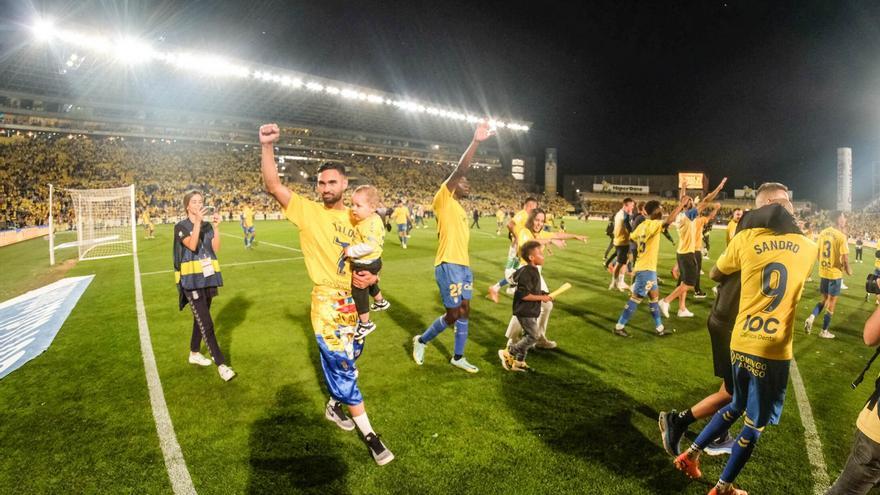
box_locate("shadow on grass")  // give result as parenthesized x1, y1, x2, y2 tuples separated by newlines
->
(500, 355, 703, 493)
(246, 384, 351, 495)
(215, 293, 253, 365)
(383, 295, 453, 361)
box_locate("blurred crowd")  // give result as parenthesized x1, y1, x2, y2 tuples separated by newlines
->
(1, 133, 570, 229)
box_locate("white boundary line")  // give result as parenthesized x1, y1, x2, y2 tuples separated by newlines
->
(132, 250, 197, 494)
(790, 358, 829, 495)
(140, 257, 302, 276)
(221, 232, 301, 252)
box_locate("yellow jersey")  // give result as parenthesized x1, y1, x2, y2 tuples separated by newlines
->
(391, 206, 409, 225)
(817, 227, 848, 279)
(141, 212, 152, 226)
(517, 228, 553, 267)
(433, 182, 469, 266)
(283, 193, 356, 290)
(352, 213, 385, 264)
(693, 216, 708, 251)
(875, 254, 880, 270)
(675, 209, 698, 255)
(858, 391, 880, 444)
(715, 228, 817, 360)
(613, 209, 630, 246)
(512, 209, 529, 238)
(726, 219, 738, 244)
(242, 206, 255, 227)
(632, 219, 664, 272)
(496, 209, 505, 222)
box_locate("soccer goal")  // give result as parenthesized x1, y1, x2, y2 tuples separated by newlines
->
(49, 184, 138, 263)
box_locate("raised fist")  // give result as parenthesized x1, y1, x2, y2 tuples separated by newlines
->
(259, 123, 280, 145)
(474, 121, 495, 142)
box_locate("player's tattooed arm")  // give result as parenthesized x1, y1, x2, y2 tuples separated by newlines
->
(259, 123, 292, 209)
(446, 121, 495, 193)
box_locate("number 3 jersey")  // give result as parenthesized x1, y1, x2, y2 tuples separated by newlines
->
(715, 228, 817, 360)
(817, 226, 848, 279)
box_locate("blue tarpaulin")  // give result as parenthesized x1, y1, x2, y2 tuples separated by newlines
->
(0, 275, 94, 379)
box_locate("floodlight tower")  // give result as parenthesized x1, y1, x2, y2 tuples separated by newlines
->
(837, 147, 852, 212)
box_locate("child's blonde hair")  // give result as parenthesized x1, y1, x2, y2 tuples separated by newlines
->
(353, 185, 381, 208)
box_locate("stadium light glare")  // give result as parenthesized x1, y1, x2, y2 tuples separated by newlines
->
(32, 19, 55, 41)
(35, 24, 530, 131)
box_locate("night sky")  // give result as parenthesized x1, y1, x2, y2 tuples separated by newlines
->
(8, 0, 880, 208)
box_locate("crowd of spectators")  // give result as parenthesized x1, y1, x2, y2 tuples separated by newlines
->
(1, 132, 568, 229)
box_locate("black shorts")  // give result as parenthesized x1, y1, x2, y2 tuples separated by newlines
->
(708, 316, 734, 394)
(352, 258, 382, 275)
(615, 244, 630, 264)
(676, 253, 698, 286)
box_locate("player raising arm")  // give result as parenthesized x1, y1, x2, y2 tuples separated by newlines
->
(259, 123, 393, 466)
(412, 121, 495, 373)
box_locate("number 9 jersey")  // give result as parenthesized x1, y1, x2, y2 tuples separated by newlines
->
(715, 228, 817, 360)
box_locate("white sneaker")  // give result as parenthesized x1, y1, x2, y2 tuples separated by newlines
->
(450, 356, 479, 373)
(617, 281, 630, 292)
(188, 352, 212, 366)
(804, 314, 815, 335)
(677, 309, 694, 318)
(712, 286, 718, 296)
(608, 279, 617, 290)
(818, 329, 836, 339)
(655, 324, 666, 336)
(412, 335, 426, 365)
(505, 287, 516, 295)
(658, 300, 670, 318)
(218, 364, 236, 381)
(842, 283, 849, 290)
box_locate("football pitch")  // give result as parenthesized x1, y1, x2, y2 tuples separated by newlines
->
(1, 218, 876, 494)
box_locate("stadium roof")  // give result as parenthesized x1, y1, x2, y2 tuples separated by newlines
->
(0, 22, 532, 146)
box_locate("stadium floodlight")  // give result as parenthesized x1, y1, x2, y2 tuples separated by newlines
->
(32, 23, 531, 132)
(114, 37, 158, 65)
(31, 19, 55, 41)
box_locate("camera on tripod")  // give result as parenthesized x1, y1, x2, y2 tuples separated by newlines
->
(867, 274, 880, 294)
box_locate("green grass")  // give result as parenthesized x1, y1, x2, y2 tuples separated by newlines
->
(1, 218, 877, 494)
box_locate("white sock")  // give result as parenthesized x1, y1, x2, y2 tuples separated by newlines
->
(328, 398, 339, 408)
(618, 274, 625, 284)
(353, 413, 375, 436)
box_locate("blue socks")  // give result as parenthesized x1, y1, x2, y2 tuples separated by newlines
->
(720, 425, 762, 484)
(617, 299, 639, 326)
(811, 302, 824, 318)
(453, 319, 469, 357)
(823, 312, 833, 330)
(420, 316, 447, 343)
(694, 404, 742, 449)
(497, 278, 509, 288)
(649, 302, 662, 327)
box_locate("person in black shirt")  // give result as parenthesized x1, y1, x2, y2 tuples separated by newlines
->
(856, 238, 864, 263)
(659, 184, 797, 458)
(173, 190, 235, 382)
(498, 240, 552, 372)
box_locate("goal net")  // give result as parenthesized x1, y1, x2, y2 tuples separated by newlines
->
(61, 185, 137, 261)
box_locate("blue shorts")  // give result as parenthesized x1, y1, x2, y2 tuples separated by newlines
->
(316, 334, 364, 406)
(729, 350, 790, 428)
(435, 262, 473, 309)
(397, 223, 407, 233)
(631, 270, 658, 299)
(874, 269, 880, 277)
(820, 277, 842, 296)
(242, 225, 255, 234)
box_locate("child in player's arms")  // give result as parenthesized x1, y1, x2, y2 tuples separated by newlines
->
(346, 185, 390, 340)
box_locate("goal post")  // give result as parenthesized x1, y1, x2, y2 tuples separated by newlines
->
(49, 185, 137, 262)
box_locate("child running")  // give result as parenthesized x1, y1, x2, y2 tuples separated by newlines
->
(499, 240, 552, 371)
